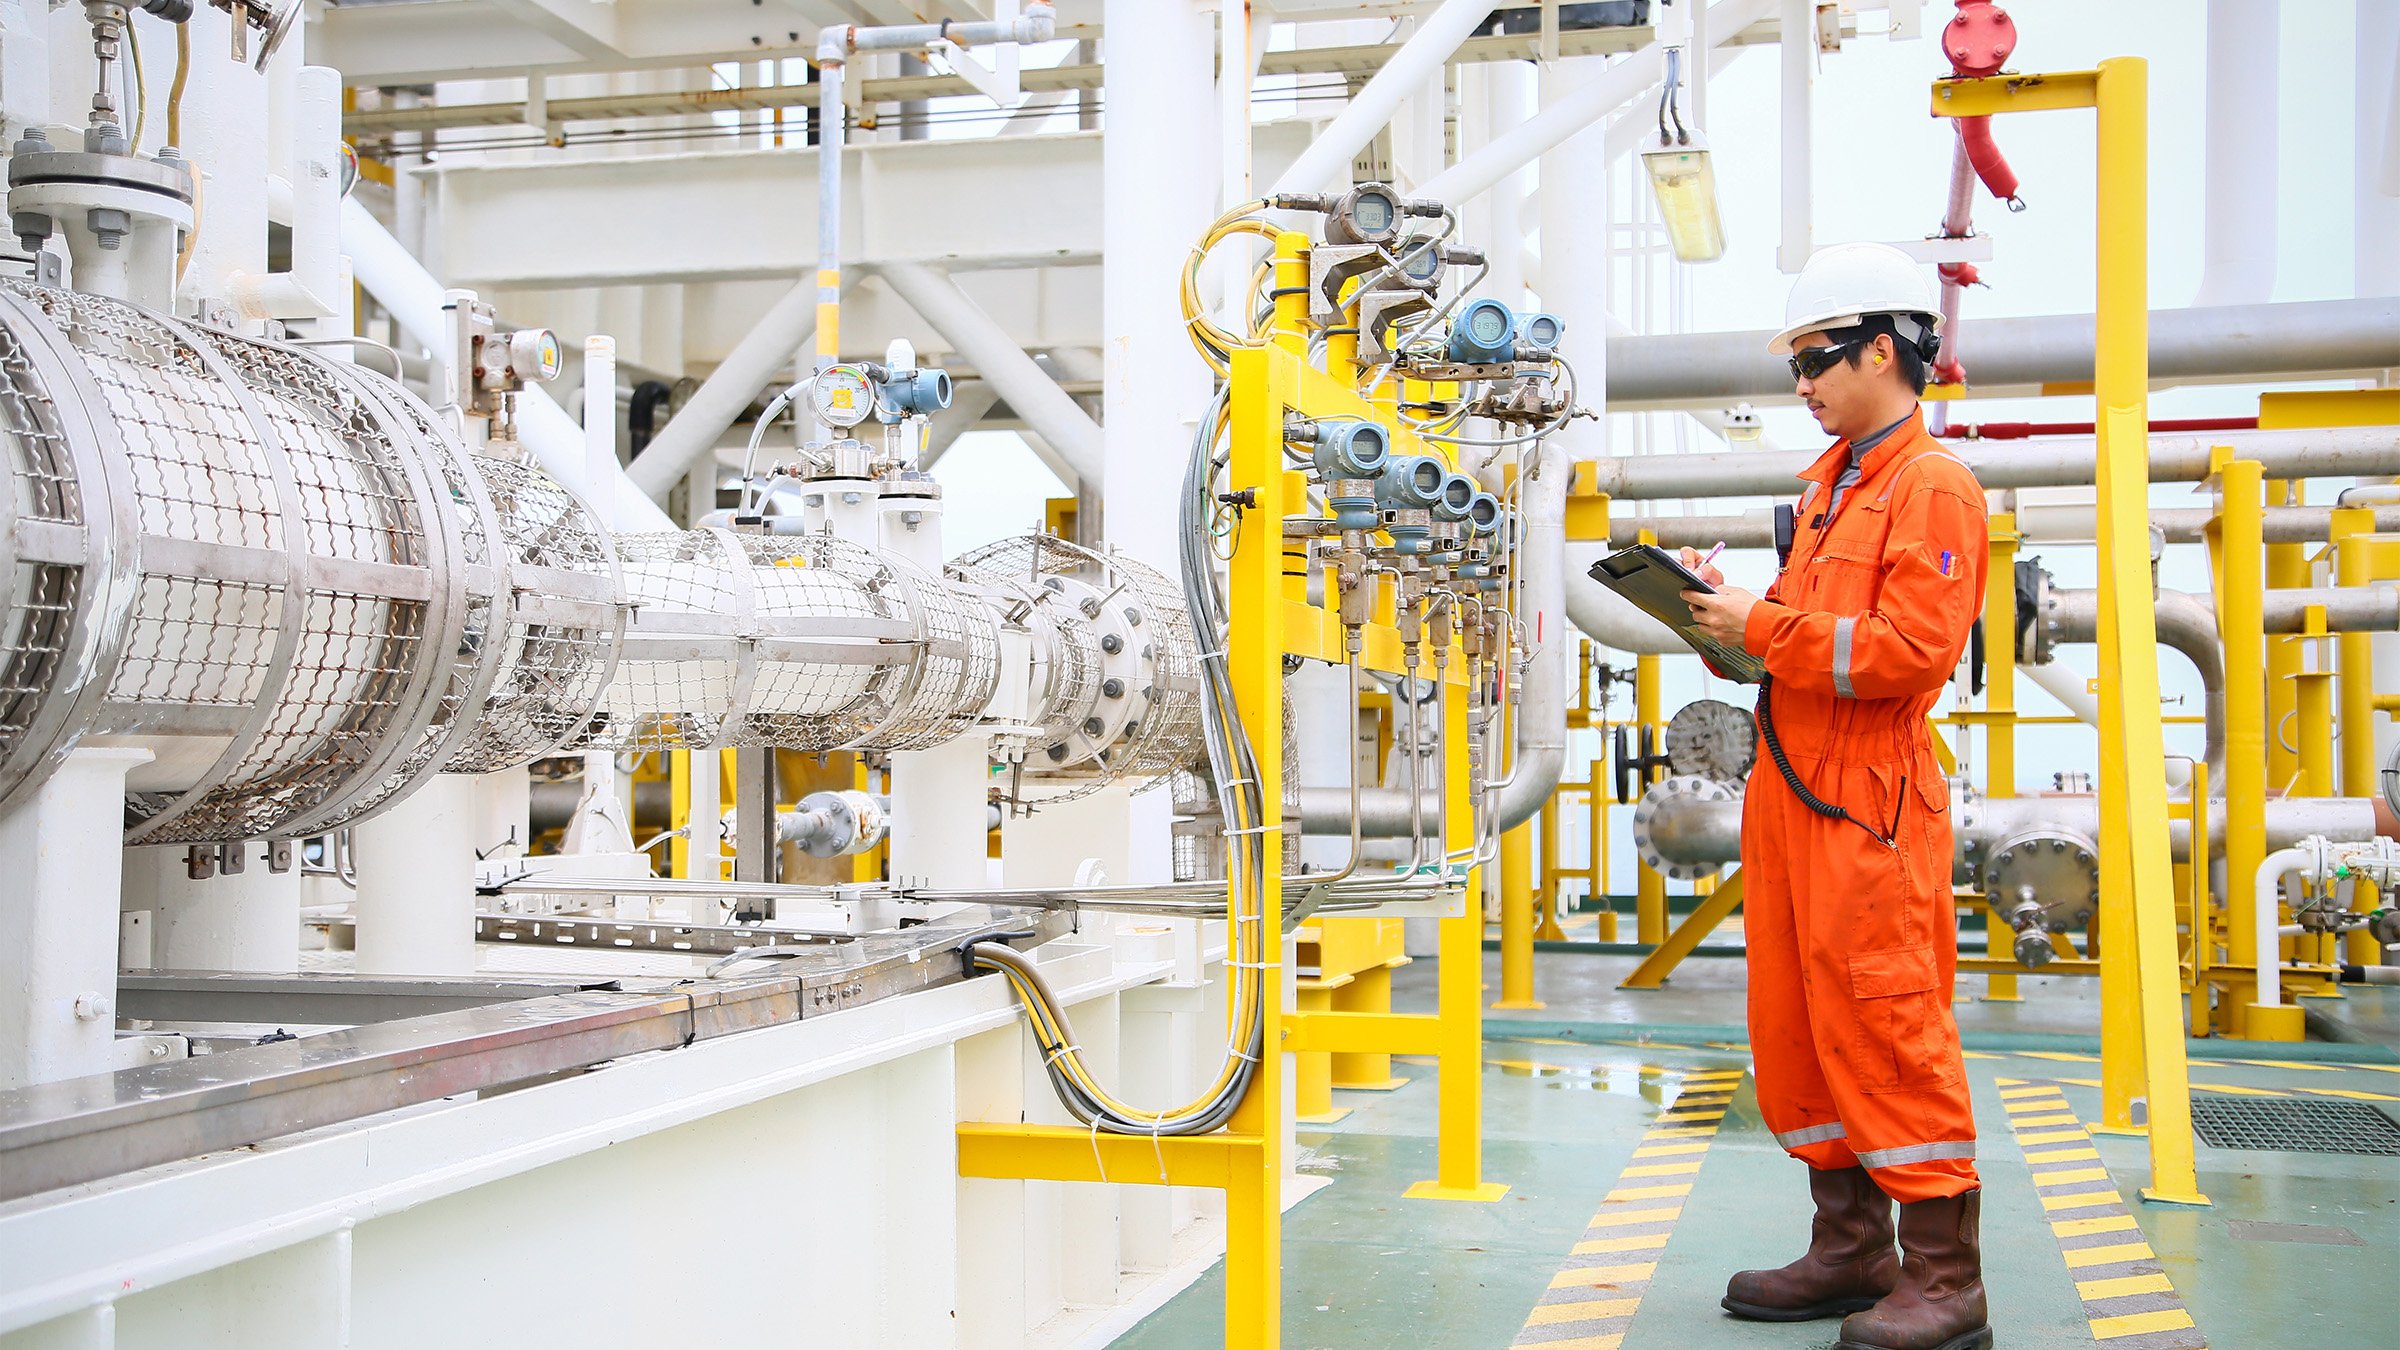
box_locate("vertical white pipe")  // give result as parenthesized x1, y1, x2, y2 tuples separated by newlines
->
(2192, 0, 2280, 307)
(1540, 57, 1609, 466)
(1776, 0, 1814, 272)
(1268, 0, 1495, 196)
(2252, 844, 2313, 1009)
(1482, 60, 1533, 309)
(0, 747, 150, 1089)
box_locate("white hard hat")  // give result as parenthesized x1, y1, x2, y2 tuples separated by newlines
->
(1768, 242, 1943, 355)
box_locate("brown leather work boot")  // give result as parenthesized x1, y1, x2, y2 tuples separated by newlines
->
(1835, 1189, 1992, 1350)
(1721, 1165, 1898, 1321)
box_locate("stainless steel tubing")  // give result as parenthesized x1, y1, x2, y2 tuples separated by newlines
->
(2262, 584, 2400, 634)
(1603, 298, 2400, 408)
(1582, 427, 2400, 503)
(2040, 588, 2225, 788)
(1637, 791, 2383, 870)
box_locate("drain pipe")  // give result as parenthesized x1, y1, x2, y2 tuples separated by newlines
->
(2253, 837, 2326, 1011)
(2038, 587, 2225, 791)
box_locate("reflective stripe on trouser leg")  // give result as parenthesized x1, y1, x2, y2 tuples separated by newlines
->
(1856, 1140, 1977, 1170)
(1774, 1122, 1849, 1149)
(1831, 616, 1856, 699)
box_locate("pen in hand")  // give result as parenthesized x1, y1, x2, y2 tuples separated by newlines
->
(1700, 541, 1727, 570)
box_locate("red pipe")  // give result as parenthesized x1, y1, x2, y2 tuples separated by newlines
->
(1955, 115, 2021, 203)
(1937, 417, 2261, 441)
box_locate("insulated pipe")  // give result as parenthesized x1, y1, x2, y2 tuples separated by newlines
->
(624, 277, 820, 497)
(339, 196, 675, 531)
(1268, 0, 1495, 197)
(2262, 584, 2400, 635)
(1562, 542, 1684, 654)
(1493, 439, 1570, 830)
(2043, 588, 2225, 789)
(877, 261, 1104, 487)
(1604, 299, 2400, 408)
(1416, 0, 1779, 206)
(2252, 841, 2319, 1010)
(2192, 0, 2281, 307)
(1582, 425, 2400, 501)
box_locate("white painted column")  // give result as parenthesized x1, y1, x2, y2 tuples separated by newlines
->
(147, 854, 305, 973)
(1101, 0, 1216, 895)
(2359, 0, 2400, 298)
(353, 774, 479, 975)
(1540, 55, 1611, 466)
(1480, 59, 1534, 310)
(0, 747, 151, 1089)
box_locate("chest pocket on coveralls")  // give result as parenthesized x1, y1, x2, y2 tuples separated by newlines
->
(1804, 497, 1890, 613)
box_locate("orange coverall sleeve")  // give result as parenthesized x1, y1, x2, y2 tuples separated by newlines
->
(1737, 469, 1985, 700)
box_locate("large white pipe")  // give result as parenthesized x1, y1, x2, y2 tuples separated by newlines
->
(1269, 1, 1496, 197)
(231, 65, 343, 323)
(2192, 0, 2280, 307)
(339, 196, 674, 531)
(878, 261, 1105, 488)
(1417, 0, 1778, 206)
(1494, 437, 1569, 830)
(1605, 298, 2400, 408)
(1563, 542, 1683, 655)
(1585, 425, 2400, 501)
(624, 277, 819, 497)
(1776, 0, 1813, 272)
(2355, 0, 2400, 298)
(2253, 841, 2320, 1010)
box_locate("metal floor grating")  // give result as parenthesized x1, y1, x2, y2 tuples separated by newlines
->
(2189, 1094, 2400, 1156)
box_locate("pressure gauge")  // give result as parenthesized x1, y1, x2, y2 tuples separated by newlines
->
(1398, 241, 1444, 285)
(813, 365, 875, 429)
(502, 328, 562, 383)
(1325, 183, 1403, 246)
(1446, 297, 1519, 364)
(1515, 311, 1565, 350)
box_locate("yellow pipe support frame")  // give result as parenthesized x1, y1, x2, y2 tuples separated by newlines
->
(1292, 979, 1350, 1124)
(668, 750, 692, 880)
(1938, 58, 2206, 1206)
(1983, 513, 2021, 1004)
(2265, 480, 2306, 789)
(1327, 960, 1412, 1090)
(2217, 456, 2272, 1037)
(1495, 823, 1543, 1009)
(1535, 795, 1567, 942)
(2331, 508, 2378, 798)
(1405, 635, 1507, 1203)
(2294, 605, 2334, 797)
(1634, 646, 1666, 946)
(1618, 870, 1746, 991)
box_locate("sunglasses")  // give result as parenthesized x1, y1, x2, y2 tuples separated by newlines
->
(1788, 337, 1868, 382)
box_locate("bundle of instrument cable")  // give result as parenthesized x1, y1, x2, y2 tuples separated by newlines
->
(962, 387, 1268, 1135)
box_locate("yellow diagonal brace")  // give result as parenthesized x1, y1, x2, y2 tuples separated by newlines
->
(1283, 1010, 1442, 1056)
(1619, 870, 1745, 991)
(956, 1123, 1266, 1190)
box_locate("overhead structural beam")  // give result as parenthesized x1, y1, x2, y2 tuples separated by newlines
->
(626, 276, 823, 498)
(1416, 0, 1778, 206)
(918, 383, 1003, 471)
(1268, 0, 1497, 197)
(339, 197, 673, 532)
(1605, 297, 2400, 409)
(876, 261, 1105, 488)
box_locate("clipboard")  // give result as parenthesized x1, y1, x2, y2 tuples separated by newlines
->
(1586, 544, 1767, 684)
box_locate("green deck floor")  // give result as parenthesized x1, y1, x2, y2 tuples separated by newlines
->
(1109, 949, 2400, 1349)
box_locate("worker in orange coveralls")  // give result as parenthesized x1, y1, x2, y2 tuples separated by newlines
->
(1679, 242, 1991, 1350)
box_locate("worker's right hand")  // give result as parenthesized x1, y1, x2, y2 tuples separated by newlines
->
(1680, 546, 1725, 589)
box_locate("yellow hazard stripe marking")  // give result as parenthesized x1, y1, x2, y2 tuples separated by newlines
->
(2090, 1308, 2198, 1339)
(1525, 1297, 1641, 1325)
(2063, 1240, 2157, 1269)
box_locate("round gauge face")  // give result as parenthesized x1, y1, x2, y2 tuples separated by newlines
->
(1469, 304, 1510, 345)
(1521, 315, 1562, 347)
(1400, 244, 1442, 282)
(533, 330, 562, 379)
(813, 366, 874, 429)
(1351, 189, 1396, 238)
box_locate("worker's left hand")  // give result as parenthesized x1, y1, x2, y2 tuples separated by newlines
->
(1682, 586, 1759, 646)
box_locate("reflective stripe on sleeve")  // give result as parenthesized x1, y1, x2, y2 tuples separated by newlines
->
(1831, 616, 1857, 699)
(1773, 1122, 1849, 1149)
(1856, 1140, 1977, 1169)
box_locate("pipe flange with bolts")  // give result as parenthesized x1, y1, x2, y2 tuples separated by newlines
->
(1666, 698, 1757, 785)
(1632, 775, 1738, 882)
(1982, 826, 2100, 968)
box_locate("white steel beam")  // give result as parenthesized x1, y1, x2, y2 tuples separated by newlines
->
(625, 276, 825, 498)
(877, 260, 1104, 486)
(1268, 0, 1494, 198)
(1417, 0, 1777, 207)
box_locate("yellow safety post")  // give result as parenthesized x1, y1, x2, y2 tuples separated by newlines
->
(1292, 976, 1350, 1124)
(1590, 756, 1616, 941)
(668, 751, 692, 879)
(2294, 604, 2334, 797)
(1983, 513, 2021, 1002)
(1934, 58, 2205, 1206)
(2216, 457, 2277, 1038)
(1495, 823, 1543, 1008)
